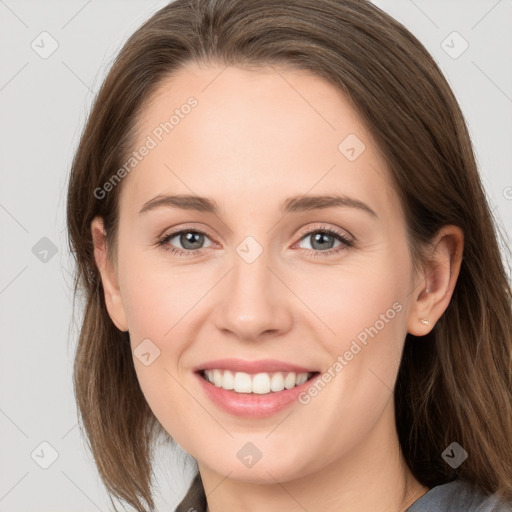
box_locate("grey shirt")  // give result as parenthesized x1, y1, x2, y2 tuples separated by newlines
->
(175, 473, 512, 511)
(406, 478, 512, 511)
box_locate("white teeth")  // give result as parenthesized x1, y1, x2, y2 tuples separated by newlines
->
(252, 373, 271, 394)
(270, 373, 284, 392)
(203, 370, 312, 394)
(213, 369, 223, 387)
(233, 372, 252, 393)
(284, 372, 296, 389)
(222, 370, 234, 390)
(296, 373, 308, 386)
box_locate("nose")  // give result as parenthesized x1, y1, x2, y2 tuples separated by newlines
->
(213, 246, 294, 342)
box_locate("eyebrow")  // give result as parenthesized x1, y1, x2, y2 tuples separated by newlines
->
(138, 193, 378, 218)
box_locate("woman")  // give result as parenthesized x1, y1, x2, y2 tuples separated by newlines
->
(66, 0, 512, 511)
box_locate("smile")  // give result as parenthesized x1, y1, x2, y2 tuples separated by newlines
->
(194, 364, 321, 418)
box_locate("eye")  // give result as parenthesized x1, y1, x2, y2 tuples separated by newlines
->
(294, 226, 354, 257)
(157, 227, 214, 257)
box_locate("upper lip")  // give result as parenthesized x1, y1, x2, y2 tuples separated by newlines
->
(194, 358, 318, 374)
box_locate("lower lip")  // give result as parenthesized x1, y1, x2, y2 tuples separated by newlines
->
(195, 371, 320, 418)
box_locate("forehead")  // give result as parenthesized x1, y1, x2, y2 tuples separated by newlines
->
(120, 62, 400, 221)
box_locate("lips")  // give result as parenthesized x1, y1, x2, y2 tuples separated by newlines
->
(193, 358, 318, 374)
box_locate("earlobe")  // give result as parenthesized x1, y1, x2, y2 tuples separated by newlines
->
(91, 216, 129, 332)
(407, 225, 464, 336)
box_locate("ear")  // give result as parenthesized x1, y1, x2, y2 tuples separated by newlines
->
(91, 216, 129, 332)
(407, 225, 464, 336)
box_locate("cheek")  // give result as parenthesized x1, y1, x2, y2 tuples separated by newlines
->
(118, 248, 206, 344)
(117, 253, 201, 431)
(116, 250, 224, 415)
(298, 252, 409, 349)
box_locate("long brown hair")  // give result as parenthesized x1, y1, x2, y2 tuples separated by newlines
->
(66, 1, 512, 510)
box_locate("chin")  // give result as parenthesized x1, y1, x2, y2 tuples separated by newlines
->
(199, 447, 314, 484)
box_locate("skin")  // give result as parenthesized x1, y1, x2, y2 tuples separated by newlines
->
(91, 62, 464, 512)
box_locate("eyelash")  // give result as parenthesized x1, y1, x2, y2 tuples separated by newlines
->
(156, 225, 354, 258)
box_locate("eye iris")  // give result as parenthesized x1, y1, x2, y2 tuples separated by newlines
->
(181, 231, 204, 250)
(311, 232, 335, 251)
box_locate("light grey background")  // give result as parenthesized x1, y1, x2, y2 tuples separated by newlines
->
(0, 1, 511, 511)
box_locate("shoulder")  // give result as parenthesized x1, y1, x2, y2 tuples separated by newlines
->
(407, 478, 512, 512)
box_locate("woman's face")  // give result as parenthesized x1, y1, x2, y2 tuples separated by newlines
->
(95, 63, 431, 483)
